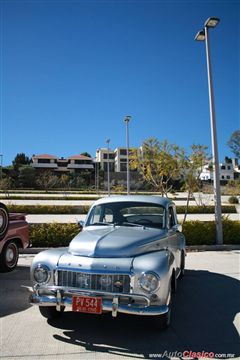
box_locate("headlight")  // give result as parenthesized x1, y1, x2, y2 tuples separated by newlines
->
(33, 264, 51, 284)
(139, 272, 160, 293)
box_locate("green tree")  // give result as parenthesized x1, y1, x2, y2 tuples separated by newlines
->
(12, 153, 30, 171)
(80, 152, 92, 158)
(228, 130, 240, 158)
(18, 165, 35, 188)
(130, 138, 185, 196)
(181, 144, 208, 222)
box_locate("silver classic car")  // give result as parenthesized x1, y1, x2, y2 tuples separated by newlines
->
(29, 195, 185, 330)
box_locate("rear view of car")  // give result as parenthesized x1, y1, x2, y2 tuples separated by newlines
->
(0, 203, 29, 272)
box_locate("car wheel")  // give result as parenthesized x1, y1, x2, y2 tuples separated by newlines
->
(151, 303, 171, 331)
(0, 203, 9, 241)
(179, 250, 185, 278)
(0, 240, 19, 272)
(151, 278, 173, 331)
(39, 306, 65, 319)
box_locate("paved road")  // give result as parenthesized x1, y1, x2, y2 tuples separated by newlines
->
(24, 213, 240, 223)
(0, 251, 239, 360)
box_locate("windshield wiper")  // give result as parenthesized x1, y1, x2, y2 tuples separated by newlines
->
(91, 222, 114, 226)
(119, 221, 145, 228)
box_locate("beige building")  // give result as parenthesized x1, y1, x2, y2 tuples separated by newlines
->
(31, 154, 94, 174)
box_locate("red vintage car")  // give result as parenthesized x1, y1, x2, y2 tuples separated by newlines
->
(0, 203, 29, 272)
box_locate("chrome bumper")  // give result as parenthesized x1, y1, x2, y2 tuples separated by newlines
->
(29, 286, 169, 317)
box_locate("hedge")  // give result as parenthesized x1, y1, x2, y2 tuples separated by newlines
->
(182, 219, 240, 245)
(7, 204, 90, 214)
(7, 204, 237, 215)
(176, 205, 236, 214)
(29, 223, 80, 247)
(29, 219, 240, 247)
(0, 195, 100, 201)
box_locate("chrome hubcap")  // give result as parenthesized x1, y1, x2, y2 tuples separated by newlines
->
(6, 248, 15, 262)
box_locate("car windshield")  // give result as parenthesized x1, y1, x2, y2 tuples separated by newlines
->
(86, 201, 165, 229)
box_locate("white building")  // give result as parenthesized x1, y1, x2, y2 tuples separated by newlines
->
(199, 158, 237, 182)
(96, 148, 115, 172)
(96, 147, 138, 173)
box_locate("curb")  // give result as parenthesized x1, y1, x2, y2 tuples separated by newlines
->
(20, 244, 240, 255)
(186, 244, 240, 251)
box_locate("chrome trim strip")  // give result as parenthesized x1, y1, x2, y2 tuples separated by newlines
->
(29, 293, 168, 316)
(56, 267, 132, 275)
(34, 285, 150, 305)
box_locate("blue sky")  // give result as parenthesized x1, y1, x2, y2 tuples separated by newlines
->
(0, 0, 239, 165)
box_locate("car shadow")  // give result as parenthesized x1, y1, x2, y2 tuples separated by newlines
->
(49, 270, 240, 359)
(0, 266, 31, 317)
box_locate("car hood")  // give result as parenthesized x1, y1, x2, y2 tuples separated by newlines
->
(68, 225, 168, 258)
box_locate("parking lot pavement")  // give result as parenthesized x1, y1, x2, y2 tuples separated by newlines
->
(0, 251, 239, 360)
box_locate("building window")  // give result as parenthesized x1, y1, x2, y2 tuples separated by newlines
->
(221, 175, 225, 179)
(38, 159, 51, 164)
(120, 149, 127, 156)
(221, 165, 226, 170)
(227, 166, 231, 170)
(75, 160, 91, 165)
(103, 153, 114, 159)
(226, 175, 230, 179)
(57, 162, 68, 167)
(120, 163, 127, 172)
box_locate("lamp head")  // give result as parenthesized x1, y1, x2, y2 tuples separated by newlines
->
(124, 115, 131, 123)
(195, 29, 205, 41)
(204, 17, 220, 28)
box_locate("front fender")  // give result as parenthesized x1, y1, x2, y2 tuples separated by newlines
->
(30, 248, 67, 284)
(132, 249, 175, 306)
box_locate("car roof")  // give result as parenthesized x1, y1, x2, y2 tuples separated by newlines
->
(92, 195, 173, 207)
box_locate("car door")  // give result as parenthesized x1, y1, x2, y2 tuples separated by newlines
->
(167, 205, 181, 274)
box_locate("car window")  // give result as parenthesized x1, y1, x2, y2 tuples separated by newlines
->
(86, 202, 165, 229)
(88, 205, 114, 225)
(168, 207, 176, 228)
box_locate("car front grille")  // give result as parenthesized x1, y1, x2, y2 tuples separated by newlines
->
(57, 270, 131, 294)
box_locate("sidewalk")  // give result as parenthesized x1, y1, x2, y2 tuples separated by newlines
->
(25, 213, 240, 223)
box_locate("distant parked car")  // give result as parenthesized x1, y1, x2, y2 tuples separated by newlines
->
(29, 196, 185, 330)
(0, 203, 29, 272)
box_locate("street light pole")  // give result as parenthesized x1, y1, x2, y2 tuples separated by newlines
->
(124, 116, 131, 195)
(0, 154, 2, 180)
(106, 139, 110, 196)
(195, 17, 223, 245)
(94, 156, 99, 195)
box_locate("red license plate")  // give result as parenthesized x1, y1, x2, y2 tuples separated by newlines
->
(72, 296, 102, 314)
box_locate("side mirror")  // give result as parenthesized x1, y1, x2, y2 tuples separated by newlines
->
(172, 224, 182, 233)
(78, 220, 85, 229)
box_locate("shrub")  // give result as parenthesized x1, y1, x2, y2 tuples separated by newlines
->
(176, 205, 236, 214)
(182, 218, 240, 246)
(29, 223, 80, 247)
(182, 221, 215, 245)
(29, 220, 240, 247)
(6, 204, 90, 214)
(228, 196, 239, 204)
(0, 195, 100, 201)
